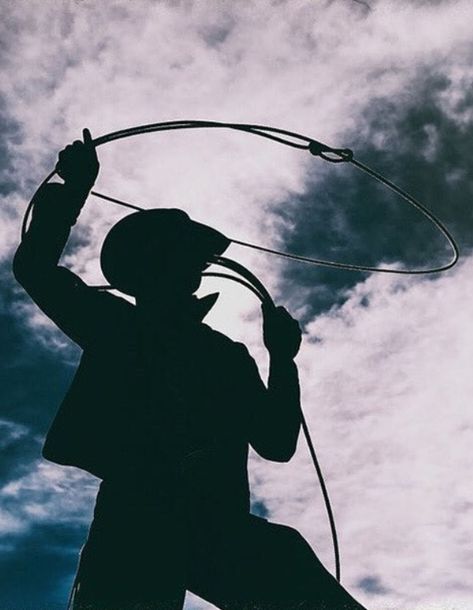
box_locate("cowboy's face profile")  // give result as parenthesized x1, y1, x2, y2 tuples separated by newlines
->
(132, 243, 205, 302)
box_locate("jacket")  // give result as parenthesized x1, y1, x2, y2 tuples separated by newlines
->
(13, 184, 273, 514)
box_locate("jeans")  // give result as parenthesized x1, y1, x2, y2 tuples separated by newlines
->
(71, 479, 367, 610)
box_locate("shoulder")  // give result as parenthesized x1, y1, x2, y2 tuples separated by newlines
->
(81, 288, 135, 348)
(199, 323, 253, 362)
(199, 326, 265, 395)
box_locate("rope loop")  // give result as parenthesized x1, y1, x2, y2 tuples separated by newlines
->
(21, 119, 459, 276)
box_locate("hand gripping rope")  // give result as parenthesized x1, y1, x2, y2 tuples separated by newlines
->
(23, 120, 459, 589)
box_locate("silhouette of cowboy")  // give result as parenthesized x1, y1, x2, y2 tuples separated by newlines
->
(13, 129, 367, 610)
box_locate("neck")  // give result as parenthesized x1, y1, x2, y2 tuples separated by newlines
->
(136, 292, 197, 325)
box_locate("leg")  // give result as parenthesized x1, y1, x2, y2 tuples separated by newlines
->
(187, 515, 367, 610)
(71, 481, 186, 610)
(71, 526, 186, 610)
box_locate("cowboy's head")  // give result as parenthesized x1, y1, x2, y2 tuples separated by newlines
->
(100, 208, 230, 302)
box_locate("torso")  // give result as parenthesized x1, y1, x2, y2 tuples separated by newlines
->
(103, 310, 253, 518)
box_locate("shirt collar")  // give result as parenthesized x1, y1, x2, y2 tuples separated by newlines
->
(190, 292, 219, 322)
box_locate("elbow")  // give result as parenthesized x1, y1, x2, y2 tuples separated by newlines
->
(12, 246, 38, 290)
(266, 450, 295, 464)
(252, 431, 299, 463)
(12, 243, 48, 290)
(251, 414, 301, 463)
(12, 247, 28, 286)
(257, 446, 296, 463)
(268, 440, 298, 463)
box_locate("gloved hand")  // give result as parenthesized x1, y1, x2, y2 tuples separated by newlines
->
(261, 303, 302, 360)
(55, 128, 100, 193)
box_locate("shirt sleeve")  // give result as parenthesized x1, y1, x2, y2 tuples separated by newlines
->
(13, 182, 130, 349)
(232, 341, 301, 462)
(231, 343, 272, 451)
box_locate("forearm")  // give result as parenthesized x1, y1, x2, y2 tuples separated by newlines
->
(250, 353, 301, 463)
(266, 354, 301, 455)
(13, 183, 89, 287)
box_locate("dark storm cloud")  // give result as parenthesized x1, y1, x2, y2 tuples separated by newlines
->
(251, 499, 269, 519)
(0, 347, 96, 610)
(0, 263, 81, 488)
(0, 261, 90, 603)
(357, 575, 389, 595)
(1, 268, 79, 428)
(275, 69, 473, 318)
(0, 522, 87, 609)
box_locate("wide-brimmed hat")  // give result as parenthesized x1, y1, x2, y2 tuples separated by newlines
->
(100, 208, 230, 295)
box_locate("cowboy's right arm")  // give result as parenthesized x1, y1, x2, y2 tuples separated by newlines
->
(12, 182, 103, 347)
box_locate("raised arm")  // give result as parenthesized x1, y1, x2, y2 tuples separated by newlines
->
(12, 129, 114, 348)
(246, 305, 302, 463)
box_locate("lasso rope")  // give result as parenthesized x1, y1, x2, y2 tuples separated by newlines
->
(22, 120, 459, 276)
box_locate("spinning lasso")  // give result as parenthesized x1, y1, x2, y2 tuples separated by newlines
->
(23, 121, 459, 588)
(22, 119, 458, 275)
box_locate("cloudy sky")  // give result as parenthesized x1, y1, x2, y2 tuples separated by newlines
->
(1, 0, 473, 608)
